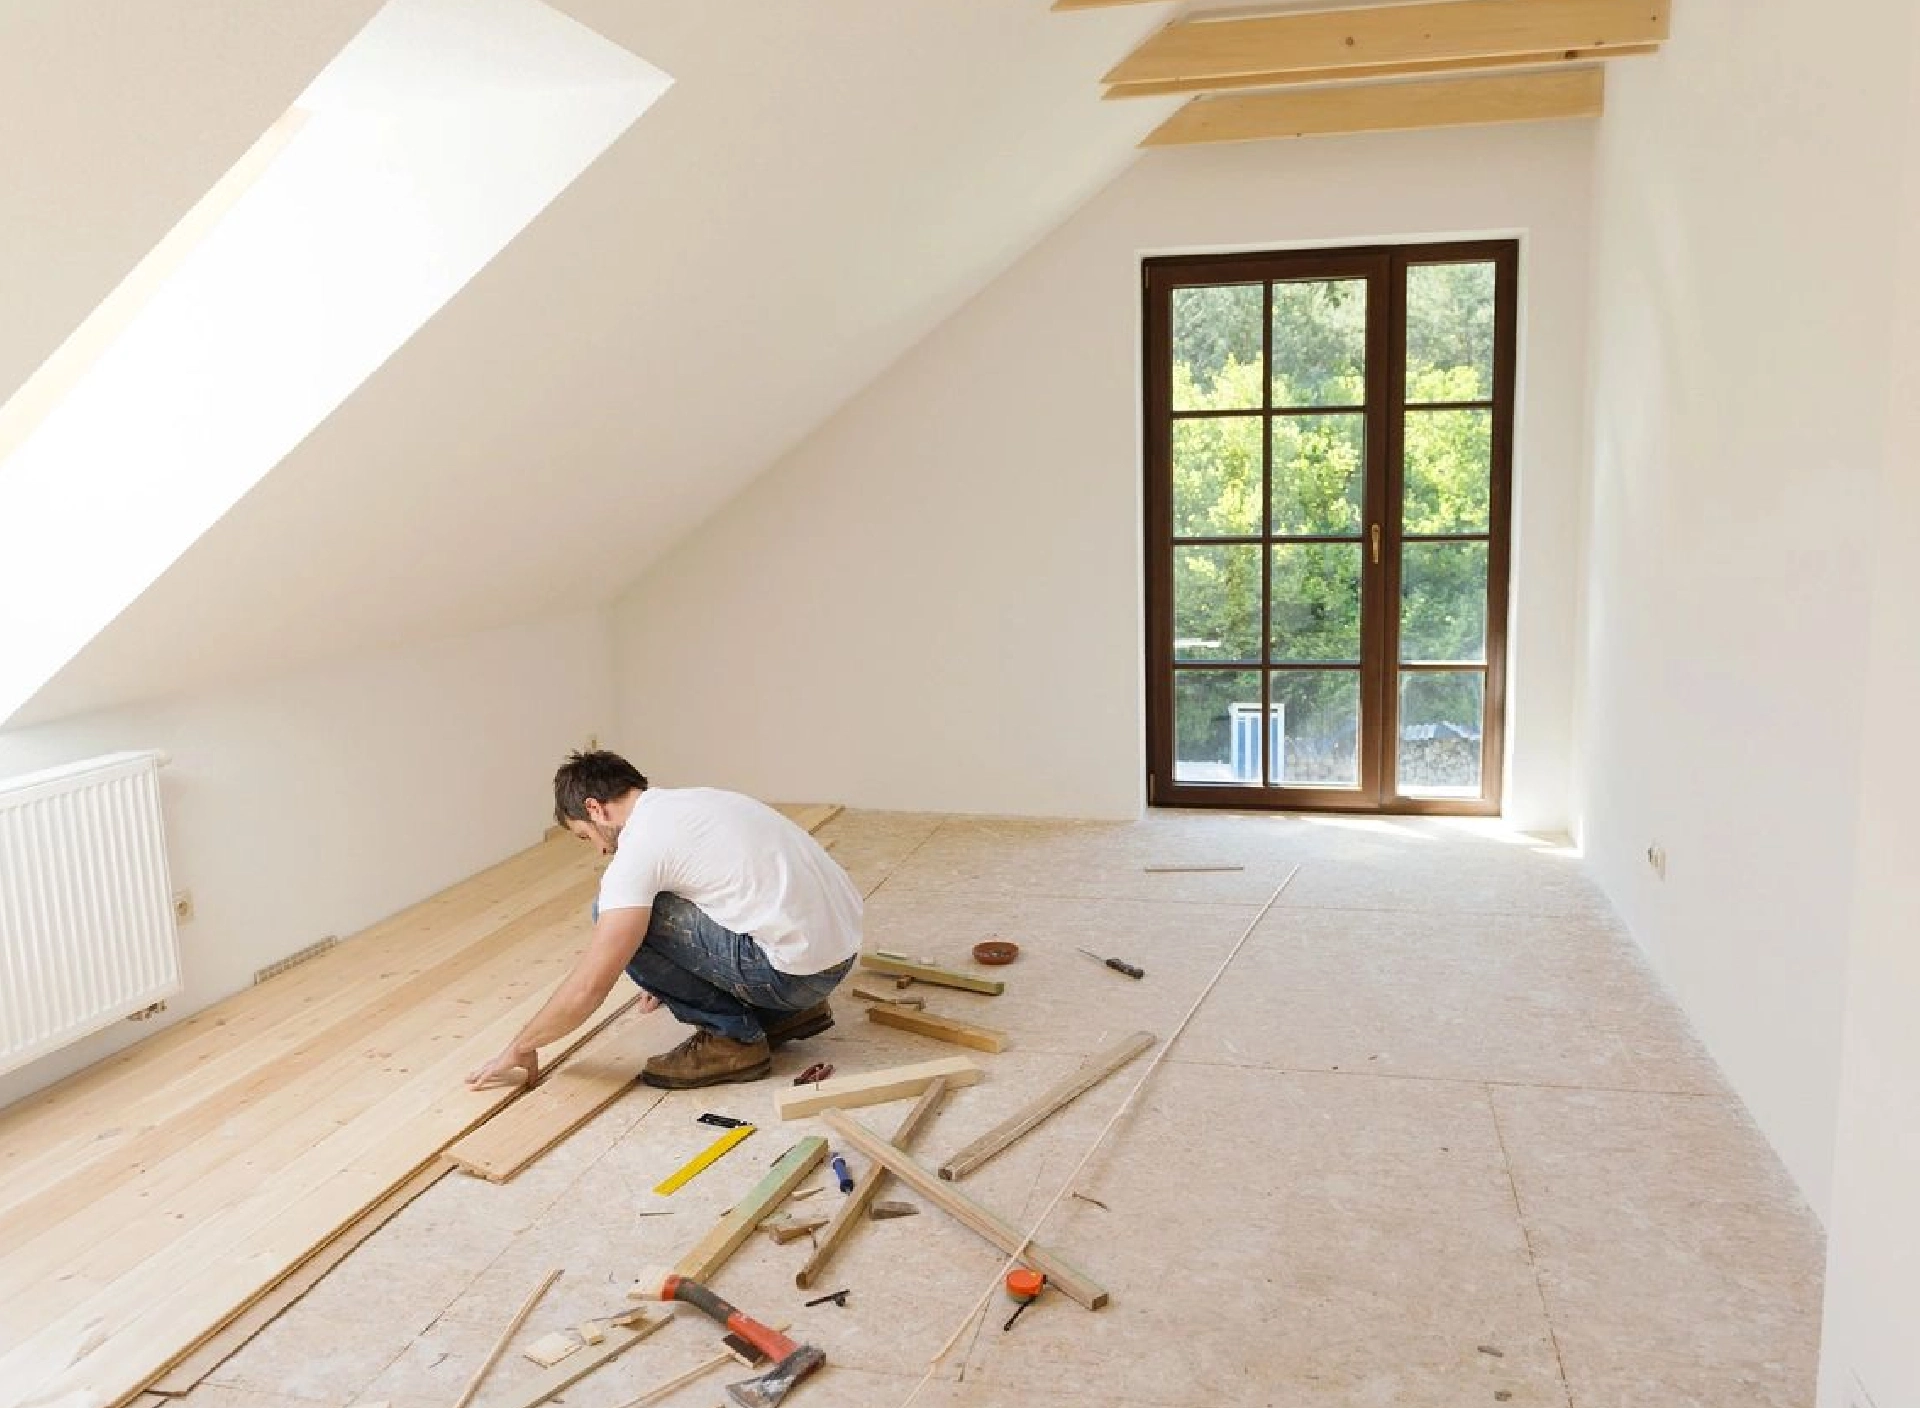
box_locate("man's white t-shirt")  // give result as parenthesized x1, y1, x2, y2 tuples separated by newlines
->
(597, 788, 862, 975)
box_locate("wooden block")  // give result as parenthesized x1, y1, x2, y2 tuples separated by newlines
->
(759, 1212, 829, 1244)
(939, 1032, 1155, 1181)
(775, 1057, 982, 1121)
(860, 954, 1004, 995)
(522, 1330, 582, 1368)
(576, 1320, 606, 1345)
(667, 1137, 828, 1282)
(849, 984, 925, 1008)
(865, 1006, 1007, 1054)
(820, 1111, 1109, 1310)
(501, 1310, 671, 1408)
(869, 1201, 918, 1220)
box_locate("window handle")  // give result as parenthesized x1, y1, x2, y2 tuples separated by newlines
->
(1370, 523, 1382, 566)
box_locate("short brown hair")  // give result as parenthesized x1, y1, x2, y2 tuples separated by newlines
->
(553, 750, 648, 826)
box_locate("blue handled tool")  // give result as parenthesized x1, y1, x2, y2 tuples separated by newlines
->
(829, 1152, 854, 1194)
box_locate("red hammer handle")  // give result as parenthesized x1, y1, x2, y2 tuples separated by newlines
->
(663, 1274, 799, 1362)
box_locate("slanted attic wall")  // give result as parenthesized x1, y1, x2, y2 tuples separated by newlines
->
(0, 610, 611, 1110)
(609, 120, 1595, 826)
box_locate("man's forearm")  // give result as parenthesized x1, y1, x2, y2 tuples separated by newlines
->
(507, 982, 607, 1057)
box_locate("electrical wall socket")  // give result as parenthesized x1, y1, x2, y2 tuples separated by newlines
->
(1645, 843, 1667, 880)
(172, 890, 195, 923)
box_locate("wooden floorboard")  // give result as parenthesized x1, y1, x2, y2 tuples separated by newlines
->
(0, 804, 844, 1408)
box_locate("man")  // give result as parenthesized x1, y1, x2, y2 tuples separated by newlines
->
(467, 751, 859, 1091)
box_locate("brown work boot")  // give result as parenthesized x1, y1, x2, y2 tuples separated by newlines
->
(641, 1029, 772, 1089)
(762, 1001, 834, 1047)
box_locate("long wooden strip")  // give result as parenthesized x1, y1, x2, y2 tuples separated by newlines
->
(1105, 44, 1657, 98)
(795, 1079, 948, 1289)
(1142, 68, 1605, 147)
(501, 1309, 671, 1408)
(775, 1057, 981, 1121)
(144, 1159, 449, 1395)
(669, 1138, 828, 1283)
(865, 1006, 1006, 1053)
(444, 1004, 671, 1181)
(453, 1267, 562, 1408)
(939, 1032, 1155, 1182)
(613, 1321, 791, 1408)
(859, 954, 1004, 995)
(819, 1112, 1108, 1310)
(1104, 0, 1670, 85)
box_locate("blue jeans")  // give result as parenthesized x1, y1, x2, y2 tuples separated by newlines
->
(625, 891, 853, 1044)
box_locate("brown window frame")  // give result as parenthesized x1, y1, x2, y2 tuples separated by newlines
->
(1143, 239, 1518, 816)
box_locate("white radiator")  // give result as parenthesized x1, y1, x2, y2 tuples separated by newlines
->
(0, 750, 181, 1077)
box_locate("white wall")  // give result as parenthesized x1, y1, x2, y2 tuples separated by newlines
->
(1577, 0, 1914, 1217)
(611, 121, 1595, 825)
(0, 609, 611, 1110)
(1819, 22, 1920, 1407)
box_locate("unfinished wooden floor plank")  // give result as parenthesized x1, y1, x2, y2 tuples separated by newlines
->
(0, 886, 602, 1299)
(0, 952, 632, 1406)
(444, 1001, 674, 1181)
(820, 1111, 1109, 1310)
(0, 837, 597, 1213)
(938, 1031, 1156, 1181)
(775, 1056, 982, 1120)
(771, 802, 844, 834)
(669, 1137, 828, 1284)
(144, 1159, 449, 1395)
(865, 1005, 1007, 1053)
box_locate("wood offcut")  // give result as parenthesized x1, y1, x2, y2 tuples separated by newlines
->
(775, 1056, 982, 1120)
(940, 1032, 1156, 1181)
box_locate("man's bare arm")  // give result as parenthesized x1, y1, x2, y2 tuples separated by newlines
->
(466, 906, 651, 1089)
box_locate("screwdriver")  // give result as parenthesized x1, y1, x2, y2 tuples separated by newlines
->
(1075, 946, 1144, 979)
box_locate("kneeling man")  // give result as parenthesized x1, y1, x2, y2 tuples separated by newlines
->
(468, 751, 859, 1091)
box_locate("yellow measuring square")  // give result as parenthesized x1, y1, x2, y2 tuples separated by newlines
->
(653, 1124, 757, 1195)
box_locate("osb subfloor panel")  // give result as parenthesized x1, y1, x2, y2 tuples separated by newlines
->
(182, 810, 1821, 1408)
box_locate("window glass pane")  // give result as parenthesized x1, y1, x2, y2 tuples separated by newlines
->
(1400, 541, 1489, 663)
(1272, 278, 1366, 408)
(1403, 407, 1490, 534)
(1268, 671, 1360, 787)
(1173, 670, 1261, 782)
(1272, 413, 1364, 536)
(1406, 261, 1495, 403)
(1173, 284, 1262, 411)
(1271, 543, 1361, 663)
(1174, 544, 1260, 662)
(1173, 416, 1262, 537)
(1398, 671, 1485, 796)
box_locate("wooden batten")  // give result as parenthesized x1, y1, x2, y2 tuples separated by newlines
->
(1105, 44, 1657, 98)
(1141, 67, 1606, 147)
(1104, 0, 1669, 87)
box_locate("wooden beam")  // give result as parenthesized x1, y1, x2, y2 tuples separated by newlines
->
(865, 1006, 1007, 1054)
(669, 1137, 827, 1282)
(1105, 44, 1655, 98)
(795, 1078, 949, 1289)
(775, 1056, 982, 1121)
(1141, 67, 1605, 146)
(939, 1032, 1155, 1181)
(820, 1111, 1109, 1310)
(1104, 0, 1668, 86)
(858, 954, 1004, 995)
(455, 1268, 561, 1408)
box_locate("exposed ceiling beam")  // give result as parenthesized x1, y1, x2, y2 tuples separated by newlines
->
(1140, 66, 1604, 145)
(1106, 0, 1668, 86)
(1106, 43, 1656, 98)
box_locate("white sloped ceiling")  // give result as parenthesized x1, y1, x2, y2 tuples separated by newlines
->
(11, 0, 1175, 725)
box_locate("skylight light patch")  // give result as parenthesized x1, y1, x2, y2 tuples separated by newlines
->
(0, 0, 670, 725)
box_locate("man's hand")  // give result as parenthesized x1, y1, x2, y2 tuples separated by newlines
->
(467, 1045, 539, 1091)
(634, 991, 661, 1016)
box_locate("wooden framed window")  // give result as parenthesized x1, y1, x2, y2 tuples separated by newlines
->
(1143, 240, 1517, 814)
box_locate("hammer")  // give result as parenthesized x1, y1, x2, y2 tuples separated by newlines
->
(631, 1265, 824, 1407)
